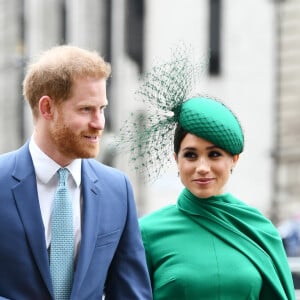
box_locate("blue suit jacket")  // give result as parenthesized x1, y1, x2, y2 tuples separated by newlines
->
(0, 143, 152, 300)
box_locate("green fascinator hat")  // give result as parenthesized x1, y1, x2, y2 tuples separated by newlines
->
(114, 45, 244, 182)
(179, 97, 244, 155)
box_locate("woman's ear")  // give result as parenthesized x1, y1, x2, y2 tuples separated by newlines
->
(232, 154, 239, 167)
(39, 96, 54, 120)
(230, 155, 239, 174)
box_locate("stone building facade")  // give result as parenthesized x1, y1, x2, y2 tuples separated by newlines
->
(0, 0, 299, 221)
(273, 0, 300, 222)
(0, 0, 24, 152)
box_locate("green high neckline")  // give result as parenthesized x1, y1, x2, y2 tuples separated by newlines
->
(179, 187, 229, 205)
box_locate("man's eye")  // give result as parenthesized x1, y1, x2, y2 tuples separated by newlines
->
(183, 151, 197, 159)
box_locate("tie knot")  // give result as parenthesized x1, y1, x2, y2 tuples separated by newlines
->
(58, 168, 69, 186)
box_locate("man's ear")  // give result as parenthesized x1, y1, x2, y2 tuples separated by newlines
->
(39, 95, 54, 120)
(174, 152, 178, 164)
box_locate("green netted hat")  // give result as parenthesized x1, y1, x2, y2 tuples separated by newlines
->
(113, 45, 244, 182)
(179, 97, 244, 155)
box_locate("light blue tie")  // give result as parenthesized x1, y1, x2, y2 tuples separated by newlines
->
(50, 168, 74, 300)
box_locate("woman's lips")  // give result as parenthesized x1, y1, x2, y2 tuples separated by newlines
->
(193, 178, 214, 184)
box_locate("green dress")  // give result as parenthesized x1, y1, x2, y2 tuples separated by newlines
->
(139, 188, 295, 300)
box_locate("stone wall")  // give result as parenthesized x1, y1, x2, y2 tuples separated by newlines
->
(274, 0, 300, 221)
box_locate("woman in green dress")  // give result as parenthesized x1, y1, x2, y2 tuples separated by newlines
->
(116, 47, 295, 300)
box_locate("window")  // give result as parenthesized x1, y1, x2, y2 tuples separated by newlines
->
(208, 0, 221, 75)
(125, 0, 144, 74)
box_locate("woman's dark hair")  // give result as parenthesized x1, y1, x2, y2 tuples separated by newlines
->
(174, 123, 188, 155)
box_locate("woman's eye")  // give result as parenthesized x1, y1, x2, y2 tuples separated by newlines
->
(209, 151, 222, 158)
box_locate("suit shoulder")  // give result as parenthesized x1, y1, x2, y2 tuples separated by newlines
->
(0, 149, 18, 170)
(0, 149, 17, 161)
(84, 159, 129, 181)
(85, 158, 123, 174)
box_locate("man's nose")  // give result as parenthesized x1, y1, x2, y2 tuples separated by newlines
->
(90, 111, 105, 130)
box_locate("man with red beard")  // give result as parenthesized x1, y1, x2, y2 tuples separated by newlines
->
(0, 45, 152, 300)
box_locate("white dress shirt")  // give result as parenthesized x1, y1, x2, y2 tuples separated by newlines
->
(29, 138, 82, 258)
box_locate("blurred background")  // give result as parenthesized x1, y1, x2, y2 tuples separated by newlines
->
(0, 0, 300, 229)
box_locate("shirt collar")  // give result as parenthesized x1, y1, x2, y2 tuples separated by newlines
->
(29, 137, 82, 186)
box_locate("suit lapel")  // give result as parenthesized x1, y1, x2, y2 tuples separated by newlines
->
(71, 160, 101, 296)
(12, 144, 53, 297)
